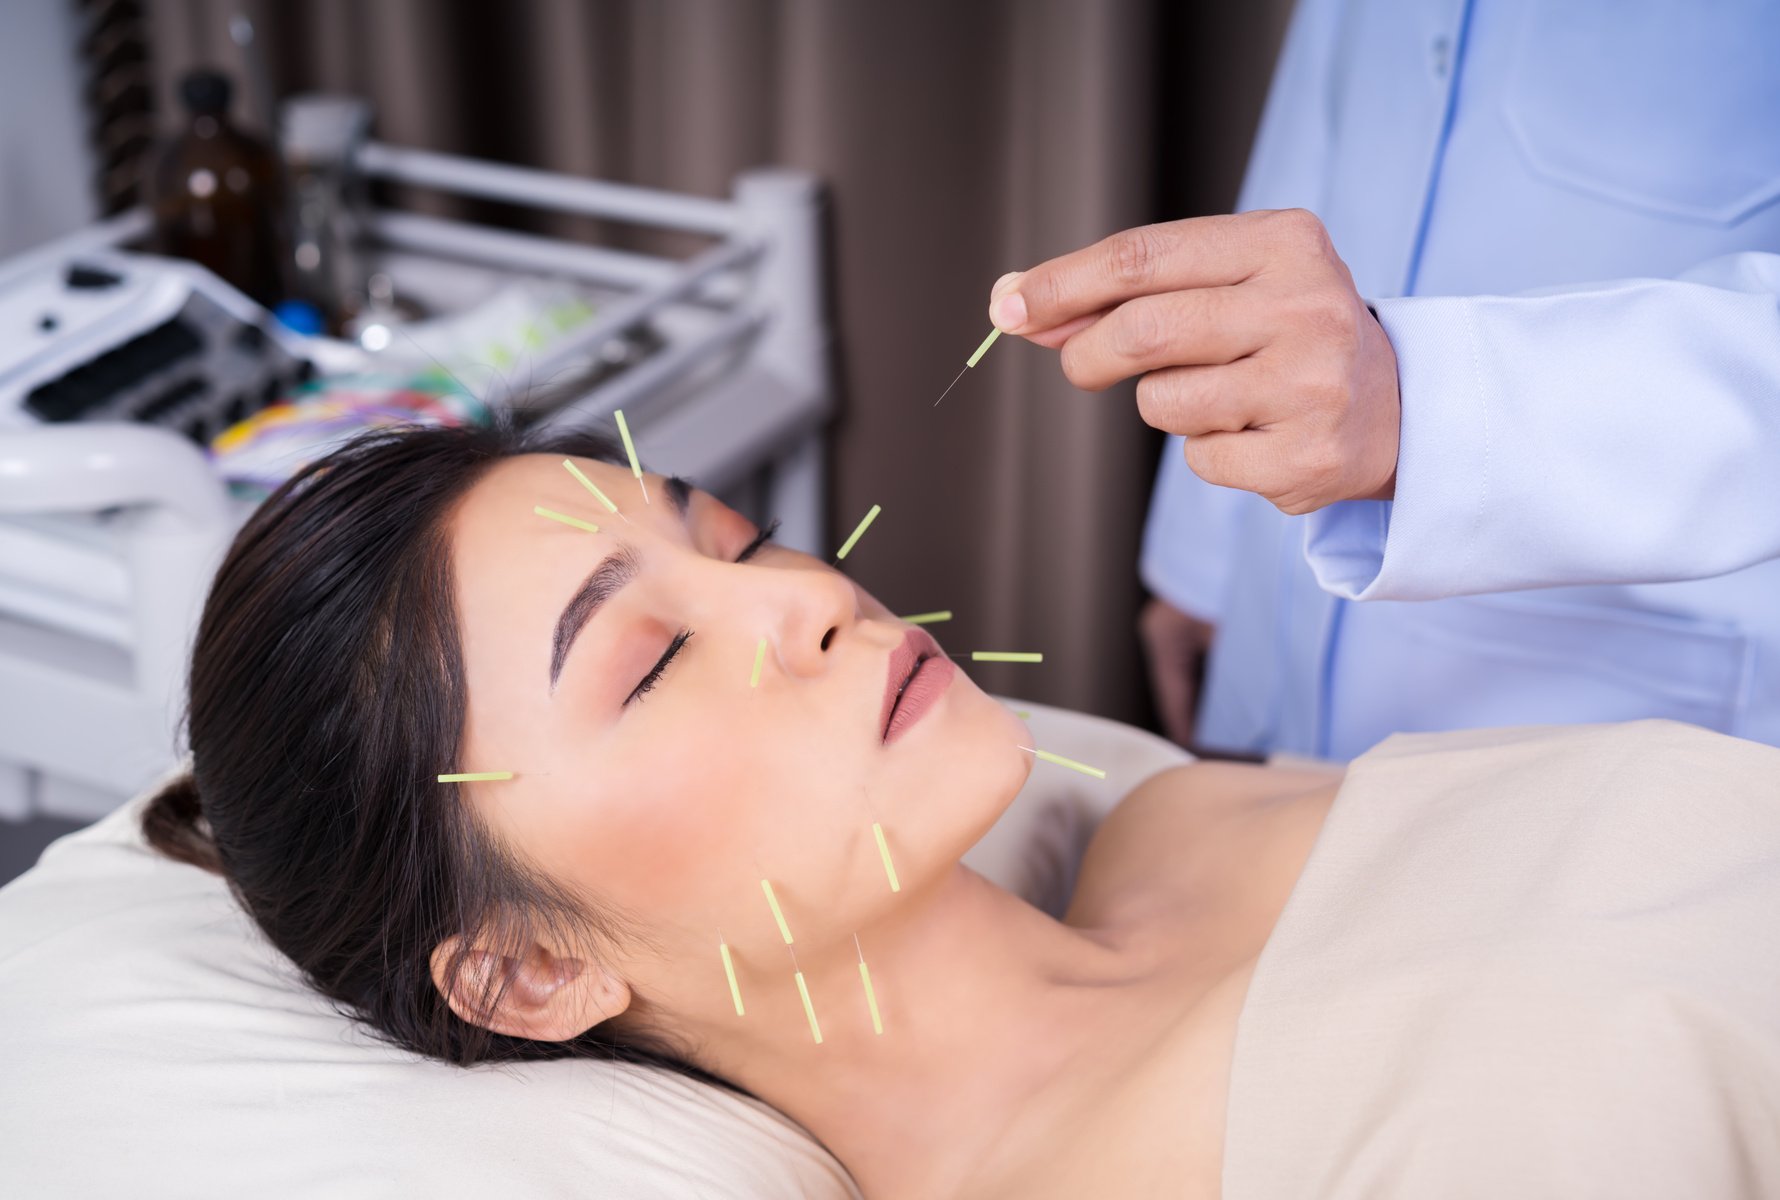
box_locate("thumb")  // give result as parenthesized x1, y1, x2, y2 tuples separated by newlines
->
(991, 270, 1024, 299)
(988, 270, 1104, 349)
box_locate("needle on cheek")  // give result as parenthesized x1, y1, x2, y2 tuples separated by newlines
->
(872, 822, 901, 892)
(858, 786, 900, 893)
(855, 932, 884, 1036)
(1017, 744, 1108, 780)
(760, 878, 795, 944)
(718, 930, 745, 1017)
(790, 945, 823, 1045)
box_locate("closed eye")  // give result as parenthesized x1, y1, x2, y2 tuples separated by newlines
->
(627, 628, 693, 705)
(734, 517, 781, 563)
(621, 518, 780, 707)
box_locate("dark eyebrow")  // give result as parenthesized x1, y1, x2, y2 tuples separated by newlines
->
(664, 474, 693, 516)
(550, 543, 642, 689)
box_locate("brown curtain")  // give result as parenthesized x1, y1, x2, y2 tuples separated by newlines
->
(139, 0, 1287, 728)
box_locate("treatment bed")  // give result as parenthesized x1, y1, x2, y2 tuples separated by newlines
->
(0, 698, 1190, 1198)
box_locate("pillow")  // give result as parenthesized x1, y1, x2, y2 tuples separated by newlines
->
(0, 698, 1188, 1197)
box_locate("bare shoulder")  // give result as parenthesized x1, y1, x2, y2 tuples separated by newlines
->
(1064, 759, 1344, 930)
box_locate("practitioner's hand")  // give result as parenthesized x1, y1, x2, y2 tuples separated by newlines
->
(1137, 596, 1215, 748)
(988, 209, 1401, 515)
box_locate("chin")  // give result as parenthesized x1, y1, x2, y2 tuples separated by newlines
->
(921, 697, 1033, 858)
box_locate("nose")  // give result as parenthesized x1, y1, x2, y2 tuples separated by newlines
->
(686, 548, 863, 681)
(751, 562, 861, 678)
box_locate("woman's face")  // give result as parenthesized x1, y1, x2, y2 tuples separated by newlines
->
(448, 453, 1030, 979)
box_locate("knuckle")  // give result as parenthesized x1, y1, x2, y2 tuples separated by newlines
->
(1182, 436, 1218, 480)
(1297, 287, 1359, 343)
(1022, 269, 1062, 322)
(1272, 207, 1332, 252)
(1058, 337, 1095, 390)
(1106, 225, 1165, 288)
(1134, 372, 1175, 428)
(1115, 300, 1171, 363)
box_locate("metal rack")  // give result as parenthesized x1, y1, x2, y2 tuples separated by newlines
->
(0, 134, 832, 822)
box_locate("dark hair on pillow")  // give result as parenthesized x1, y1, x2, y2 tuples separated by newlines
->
(142, 418, 734, 1088)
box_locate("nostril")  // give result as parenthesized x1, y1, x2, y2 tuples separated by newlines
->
(820, 627, 837, 652)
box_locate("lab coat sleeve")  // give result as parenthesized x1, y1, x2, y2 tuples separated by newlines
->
(1303, 251, 1780, 600)
(1138, 435, 1252, 622)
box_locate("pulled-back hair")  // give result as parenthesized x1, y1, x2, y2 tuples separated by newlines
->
(141, 419, 725, 1085)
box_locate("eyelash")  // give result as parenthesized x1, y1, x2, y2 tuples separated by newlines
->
(627, 627, 693, 704)
(735, 517, 781, 563)
(624, 517, 780, 705)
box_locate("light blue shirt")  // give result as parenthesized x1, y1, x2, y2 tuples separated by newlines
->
(1140, 0, 1780, 760)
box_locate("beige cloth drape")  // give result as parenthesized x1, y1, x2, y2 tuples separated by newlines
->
(142, 0, 1288, 725)
(1227, 719, 1780, 1197)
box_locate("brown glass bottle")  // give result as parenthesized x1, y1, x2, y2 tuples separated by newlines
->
(149, 68, 286, 308)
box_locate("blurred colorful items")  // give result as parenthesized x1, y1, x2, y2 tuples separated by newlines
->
(209, 373, 489, 498)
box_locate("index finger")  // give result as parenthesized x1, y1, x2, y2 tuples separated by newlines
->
(993, 213, 1267, 337)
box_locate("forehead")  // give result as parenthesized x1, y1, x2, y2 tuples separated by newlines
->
(453, 453, 681, 554)
(444, 454, 692, 719)
(449, 448, 763, 606)
(450, 453, 678, 611)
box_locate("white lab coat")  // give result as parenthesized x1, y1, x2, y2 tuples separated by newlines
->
(1140, 0, 1780, 759)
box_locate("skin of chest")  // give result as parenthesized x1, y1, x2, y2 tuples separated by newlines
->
(956, 763, 1343, 1199)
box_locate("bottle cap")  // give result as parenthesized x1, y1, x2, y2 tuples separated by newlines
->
(179, 68, 233, 115)
(273, 301, 325, 337)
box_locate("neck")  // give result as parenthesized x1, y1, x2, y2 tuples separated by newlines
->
(677, 866, 1154, 1197)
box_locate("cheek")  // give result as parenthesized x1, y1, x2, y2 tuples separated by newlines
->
(595, 731, 882, 948)
(547, 726, 811, 919)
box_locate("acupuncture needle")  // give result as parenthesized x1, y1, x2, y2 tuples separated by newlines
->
(932, 327, 1003, 407)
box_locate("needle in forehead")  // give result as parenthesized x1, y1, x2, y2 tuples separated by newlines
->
(613, 409, 650, 504)
(563, 459, 631, 523)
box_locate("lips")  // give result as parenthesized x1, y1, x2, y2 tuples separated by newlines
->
(880, 626, 943, 741)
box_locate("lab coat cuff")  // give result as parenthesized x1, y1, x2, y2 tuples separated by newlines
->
(1303, 295, 1490, 601)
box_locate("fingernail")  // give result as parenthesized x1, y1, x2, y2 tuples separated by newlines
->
(993, 291, 1027, 331)
(991, 270, 1024, 297)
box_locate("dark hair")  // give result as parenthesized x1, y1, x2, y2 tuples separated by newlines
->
(141, 418, 729, 1087)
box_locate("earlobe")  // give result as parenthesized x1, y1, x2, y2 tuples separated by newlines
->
(430, 936, 631, 1042)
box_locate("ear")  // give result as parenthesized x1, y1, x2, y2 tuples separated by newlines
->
(430, 935, 631, 1042)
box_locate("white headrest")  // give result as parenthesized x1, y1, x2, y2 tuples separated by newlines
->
(0, 699, 1186, 1197)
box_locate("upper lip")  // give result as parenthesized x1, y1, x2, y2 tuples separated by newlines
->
(880, 626, 942, 740)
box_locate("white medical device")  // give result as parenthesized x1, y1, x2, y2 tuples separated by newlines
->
(0, 100, 831, 824)
(0, 250, 311, 441)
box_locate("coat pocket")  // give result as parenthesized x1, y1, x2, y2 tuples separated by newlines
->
(1503, 1, 1780, 226)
